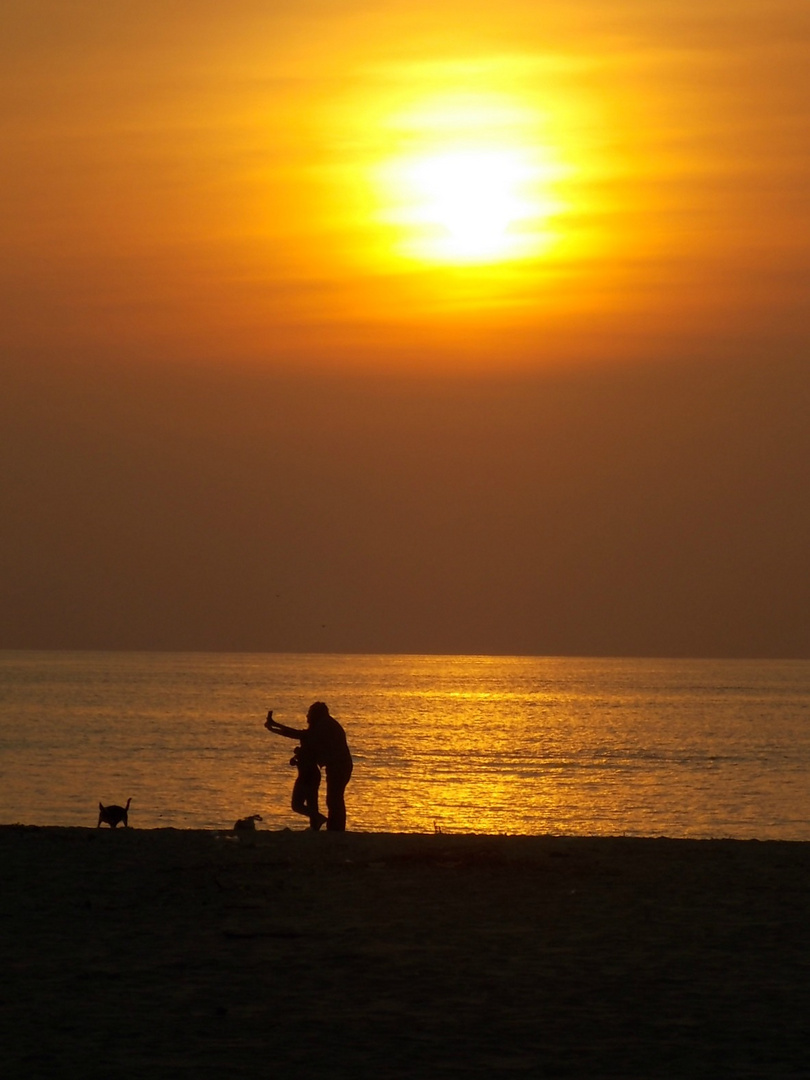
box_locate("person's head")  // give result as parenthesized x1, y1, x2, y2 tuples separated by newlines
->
(306, 701, 330, 726)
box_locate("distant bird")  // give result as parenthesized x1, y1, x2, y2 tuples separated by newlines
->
(97, 798, 132, 828)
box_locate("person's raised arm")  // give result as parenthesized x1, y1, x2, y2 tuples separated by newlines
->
(264, 710, 305, 740)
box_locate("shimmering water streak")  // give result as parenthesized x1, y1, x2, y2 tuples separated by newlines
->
(1, 652, 808, 837)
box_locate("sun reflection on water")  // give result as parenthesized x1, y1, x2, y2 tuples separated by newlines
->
(2, 652, 809, 838)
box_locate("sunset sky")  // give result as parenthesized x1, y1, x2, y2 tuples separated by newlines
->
(2, 0, 808, 657)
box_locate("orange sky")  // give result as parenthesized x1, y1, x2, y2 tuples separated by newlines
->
(1, 1, 808, 657)
(2, 0, 808, 369)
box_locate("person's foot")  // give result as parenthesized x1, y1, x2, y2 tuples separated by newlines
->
(310, 813, 327, 831)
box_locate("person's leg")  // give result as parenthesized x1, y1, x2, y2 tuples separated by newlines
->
(325, 774, 348, 831)
(291, 776, 309, 817)
(306, 776, 327, 830)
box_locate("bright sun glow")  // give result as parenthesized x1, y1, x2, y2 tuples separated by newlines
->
(398, 147, 556, 262)
(372, 93, 569, 266)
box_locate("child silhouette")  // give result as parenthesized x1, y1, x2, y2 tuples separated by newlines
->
(289, 737, 326, 830)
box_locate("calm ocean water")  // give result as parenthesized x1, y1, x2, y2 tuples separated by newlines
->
(1, 651, 808, 839)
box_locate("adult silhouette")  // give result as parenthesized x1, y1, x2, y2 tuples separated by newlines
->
(265, 701, 353, 831)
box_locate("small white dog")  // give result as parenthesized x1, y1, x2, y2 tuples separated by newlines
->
(233, 813, 262, 833)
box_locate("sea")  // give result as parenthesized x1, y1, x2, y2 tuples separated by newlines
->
(1, 651, 808, 839)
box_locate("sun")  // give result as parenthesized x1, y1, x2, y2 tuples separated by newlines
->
(398, 147, 548, 262)
(372, 93, 568, 266)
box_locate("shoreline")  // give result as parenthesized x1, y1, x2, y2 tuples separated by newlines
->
(3, 827, 809, 1076)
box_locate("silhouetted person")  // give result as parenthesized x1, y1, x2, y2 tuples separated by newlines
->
(265, 702, 353, 831)
(289, 735, 326, 831)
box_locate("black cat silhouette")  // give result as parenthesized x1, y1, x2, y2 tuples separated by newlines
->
(97, 798, 132, 828)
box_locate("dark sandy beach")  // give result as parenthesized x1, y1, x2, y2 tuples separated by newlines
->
(2, 826, 809, 1078)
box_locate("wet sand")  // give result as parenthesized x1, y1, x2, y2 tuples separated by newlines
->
(2, 826, 809, 1078)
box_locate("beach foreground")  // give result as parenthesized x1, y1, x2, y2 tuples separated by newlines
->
(2, 827, 809, 1078)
